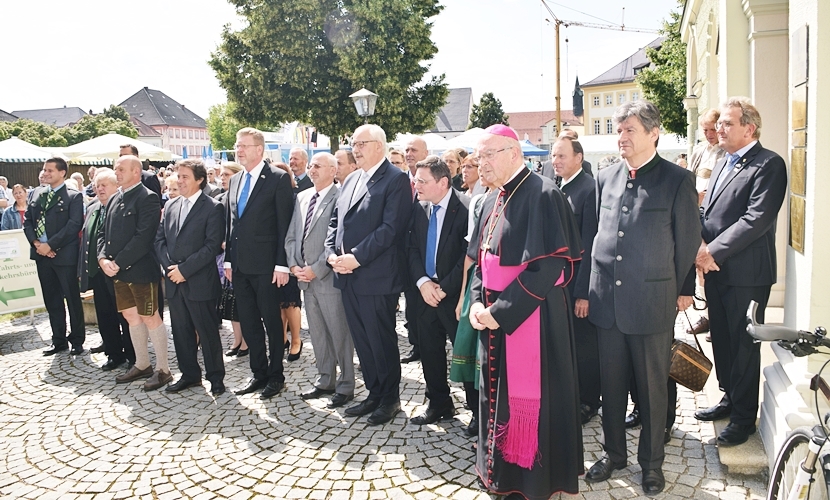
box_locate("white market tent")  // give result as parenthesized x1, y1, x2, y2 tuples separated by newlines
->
(389, 132, 450, 154)
(0, 137, 60, 163)
(62, 132, 179, 163)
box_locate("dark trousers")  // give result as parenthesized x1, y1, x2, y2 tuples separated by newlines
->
(706, 280, 770, 426)
(37, 260, 85, 348)
(234, 271, 285, 383)
(598, 324, 672, 471)
(341, 281, 400, 405)
(403, 286, 422, 353)
(90, 272, 134, 364)
(417, 294, 460, 407)
(573, 315, 601, 410)
(168, 291, 224, 386)
(631, 378, 678, 428)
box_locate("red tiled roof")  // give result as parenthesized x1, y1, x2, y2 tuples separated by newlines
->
(506, 110, 583, 143)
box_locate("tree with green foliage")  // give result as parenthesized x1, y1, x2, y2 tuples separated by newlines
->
(468, 92, 509, 130)
(635, 3, 687, 137)
(0, 119, 67, 147)
(209, 0, 448, 141)
(206, 102, 242, 150)
(61, 114, 138, 145)
(101, 104, 132, 123)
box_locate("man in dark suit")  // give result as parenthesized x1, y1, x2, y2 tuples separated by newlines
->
(23, 157, 86, 356)
(99, 155, 169, 391)
(406, 156, 471, 426)
(552, 137, 601, 425)
(694, 97, 787, 446)
(286, 152, 355, 408)
(224, 128, 294, 398)
(154, 159, 226, 396)
(325, 124, 412, 425)
(400, 136, 429, 363)
(586, 101, 700, 495)
(541, 129, 593, 182)
(79, 168, 134, 369)
(289, 147, 314, 194)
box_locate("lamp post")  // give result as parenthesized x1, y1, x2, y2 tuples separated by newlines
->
(349, 88, 378, 124)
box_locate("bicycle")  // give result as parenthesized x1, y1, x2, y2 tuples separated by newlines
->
(746, 300, 830, 500)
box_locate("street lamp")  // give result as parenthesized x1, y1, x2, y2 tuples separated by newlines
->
(349, 88, 378, 124)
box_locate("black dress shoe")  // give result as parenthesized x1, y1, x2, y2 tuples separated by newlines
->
(101, 358, 127, 371)
(367, 402, 401, 425)
(236, 348, 249, 357)
(211, 383, 226, 396)
(717, 422, 756, 446)
(287, 342, 303, 362)
(260, 381, 284, 399)
(234, 377, 268, 395)
(166, 378, 202, 393)
(400, 349, 421, 363)
(70, 345, 84, 355)
(581, 404, 599, 425)
(43, 345, 68, 356)
(642, 468, 665, 495)
(89, 344, 106, 354)
(585, 456, 627, 482)
(695, 402, 732, 421)
(409, 401, 457, 425)
(464, 416, 478, 437)
(327, 393, 354, 409)
(301, 387, 335, 400)
(345, 399, 381, 417)
(625, 410, 640, 428)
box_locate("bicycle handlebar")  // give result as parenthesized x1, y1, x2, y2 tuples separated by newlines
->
(746, 301, 801, 342)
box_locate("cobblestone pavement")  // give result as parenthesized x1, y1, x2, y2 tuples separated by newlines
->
(0, 306, 767, 499)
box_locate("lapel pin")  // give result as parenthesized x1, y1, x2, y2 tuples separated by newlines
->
(260, 175, 265, 179)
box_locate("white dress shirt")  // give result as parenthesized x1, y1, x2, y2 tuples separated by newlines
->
(416, 188, 452, 288)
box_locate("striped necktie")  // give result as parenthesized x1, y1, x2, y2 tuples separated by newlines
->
(301, 192, 319, 258)
(35, 189, 54, 238)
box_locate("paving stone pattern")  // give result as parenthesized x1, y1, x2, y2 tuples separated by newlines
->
(0, 307, 767, 499)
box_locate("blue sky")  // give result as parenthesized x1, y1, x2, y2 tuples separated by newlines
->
(0, 0, 680, 119)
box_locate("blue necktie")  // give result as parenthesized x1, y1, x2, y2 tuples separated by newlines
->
(425, 205, 440, 278)
(712, 153, 740, 195)
(237, 173, 252, 217)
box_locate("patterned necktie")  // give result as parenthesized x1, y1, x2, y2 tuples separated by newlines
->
(425, 205, 441, 278)
(35, 189, 54, 238)
(237, 173, 252, 217)
(301, 192, 319, 258)
(712, 153, 741, 196)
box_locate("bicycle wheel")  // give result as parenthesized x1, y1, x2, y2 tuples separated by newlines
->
(768, 427, 828, 500)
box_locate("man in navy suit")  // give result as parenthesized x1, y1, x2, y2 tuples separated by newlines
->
(23, 157, 85, 355)
(325, 124, 411, 425)
(694, 97, 787, 446)
(224, 128, 294, 399)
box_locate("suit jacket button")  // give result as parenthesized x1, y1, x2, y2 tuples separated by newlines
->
(615, 280, 622, 286)
(618, 231, 624, 238)
(622, 206, 629, 213)
(616, 255, 622, 261)
(627, 183, 634, 189)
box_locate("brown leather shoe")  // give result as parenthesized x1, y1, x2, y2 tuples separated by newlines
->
(115, 365, 153, 384)
(143, 370, 173, 391)
(687, 316, 710, 335)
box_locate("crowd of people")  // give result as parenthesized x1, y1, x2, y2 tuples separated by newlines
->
(0, 95, 787, 499)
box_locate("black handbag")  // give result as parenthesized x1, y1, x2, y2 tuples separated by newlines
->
(669, 310, 713, 392)
(217, 279, 239, 322)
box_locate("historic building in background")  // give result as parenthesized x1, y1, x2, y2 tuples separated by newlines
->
(120, 87, 209, 158)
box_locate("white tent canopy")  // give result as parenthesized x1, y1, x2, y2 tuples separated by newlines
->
(0, 137, 60, 163)
(442, 127, 486, 151)
(389, 132, 450, 154)
(62, 132, 178, 163)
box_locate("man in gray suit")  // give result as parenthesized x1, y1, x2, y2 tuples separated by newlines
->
(694, 97, 787, 446)
(586, 101, 700, 495)
(286, 152, 356, 409)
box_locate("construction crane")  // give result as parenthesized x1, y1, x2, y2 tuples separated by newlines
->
(541, 1, 660, 134)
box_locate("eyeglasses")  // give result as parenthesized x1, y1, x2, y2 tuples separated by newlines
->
(308, 163, 333, 170)
(475, 147, 511, 162)
(412, 177, 435, 185)
(352, 140, 378, 149)
(234, 143, 258, 150)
